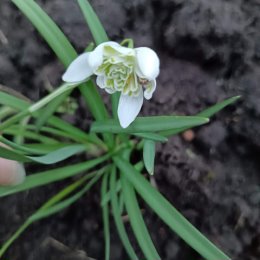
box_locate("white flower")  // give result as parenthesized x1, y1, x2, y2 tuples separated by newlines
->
(62, 41, 160, 128)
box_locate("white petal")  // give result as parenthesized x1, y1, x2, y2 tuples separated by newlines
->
(144, 79, 157, 100)
(88, 41, 121, 71)
(62, 53, 93, 83)
(96, 75, 106, 89)
(106, 44, 134, 56)
(118, 90, 143, 128)
(135, 47, 160, 80)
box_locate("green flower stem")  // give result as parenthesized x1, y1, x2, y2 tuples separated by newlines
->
(0, 83, 78, 132)
(120, 38, 134, 48)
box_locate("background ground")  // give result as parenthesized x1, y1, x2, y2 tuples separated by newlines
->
(0, 0, 260, 259)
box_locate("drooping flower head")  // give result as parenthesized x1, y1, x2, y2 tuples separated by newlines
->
(62, 41, 160, 128)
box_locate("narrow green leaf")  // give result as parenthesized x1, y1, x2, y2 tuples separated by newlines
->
(3, 128, 59, 144)
(91, 116, 209, 134)
(28, 145, 86, 164)
(0, 136, 49, 155)
(114, 156, 230, 260)
(30, 172, 101, 221)
(0, 140, 86, 164)
(12, 0, 113, 146)
(79, 81, 114, 148)
(101, 173, 110, 260)
(77, 0, 109, 45)
(0, 83, 78, 132)
(143, 140, 156, 175)
(197, 95, 241, 118)
(77, 0, 121, 119)
(0, 91, 30, 110)
(0, 172, 100, 257)
(133, 133, 168, 142)
(21, 143, 74, 153)
(35, 42, 95, 129)
(121, 174, 160, 260)
(110, 166, 138, 260)
(12, 0, 77, 67)
(0, 145, 31, 162)
(161, 96, 241, 137)
(0, 154, 110, 197)
(101, 180, 121, 206)
(0, 90, 103, 147)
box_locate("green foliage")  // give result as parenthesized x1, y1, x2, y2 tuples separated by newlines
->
(0, 1, 239, 259)
(143, 140, 156, 175)
(91, 116, 209, 133)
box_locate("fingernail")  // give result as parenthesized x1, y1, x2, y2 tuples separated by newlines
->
(12, 163, 26, 185)
(0, 158, 26, 186)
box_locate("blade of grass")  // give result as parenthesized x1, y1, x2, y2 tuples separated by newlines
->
(12, 0, 113, 146)
(143, 140, 155, 175)
(0, 91, 30, 110)
(0, 145, 32, 162)
(0, 83, 79, 131)
(110, 166, 138, 260)
(77, 0, 109, 44)
(101, 173, 110, 260)
(0, 90, 104, 148)
(35, 43, 95, 130)
(77, 0, 119, 118)
(161, 96, 241, 137)
(133, 133, 168, 142)
(19, 143, 75, 153)
(12, 0, 77, 66)
(91, 116, 209, 134)
(30, 171, 102, 221)
(121, 174, 160, 260)
(0, 140, 87, 164)
(114, 156, 230, 260)
(27, 145, 86, 164)
(0, 153, 110, 197)
(0, 171, 103, 257)
(3, 128, 60, 144)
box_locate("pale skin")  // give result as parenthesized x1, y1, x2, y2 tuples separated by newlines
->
(0, 143, 25, 186)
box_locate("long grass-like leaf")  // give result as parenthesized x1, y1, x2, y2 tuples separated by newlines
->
(77, 0, 109, 45)
(27, 145, 86, 164)
(101, 173, 110, 260)
(121, 174, 160, 260)
(110, 166, 138, 260)
(91, 116, 209, 134)
(12, 0, 77, 66)
(0, 171, 102, 257)
(30, 172, 101, 221)
(0, 154, 110, 197)
(161, 96, 240, 137)
(77, 0, 120, 118)
(133, 133, 168, 142)
(0, 90, 103, 147)
(12, 0, 113, 146)
(114, 156, 230, 260)
(143, 140, 155, 175)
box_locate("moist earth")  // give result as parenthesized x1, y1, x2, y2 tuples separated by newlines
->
(0, 0, 260, 259)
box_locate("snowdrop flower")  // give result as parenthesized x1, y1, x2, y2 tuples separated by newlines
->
(62, 41, 160, 128)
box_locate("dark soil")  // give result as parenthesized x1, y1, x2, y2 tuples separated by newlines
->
(1, 0, 260, 259)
